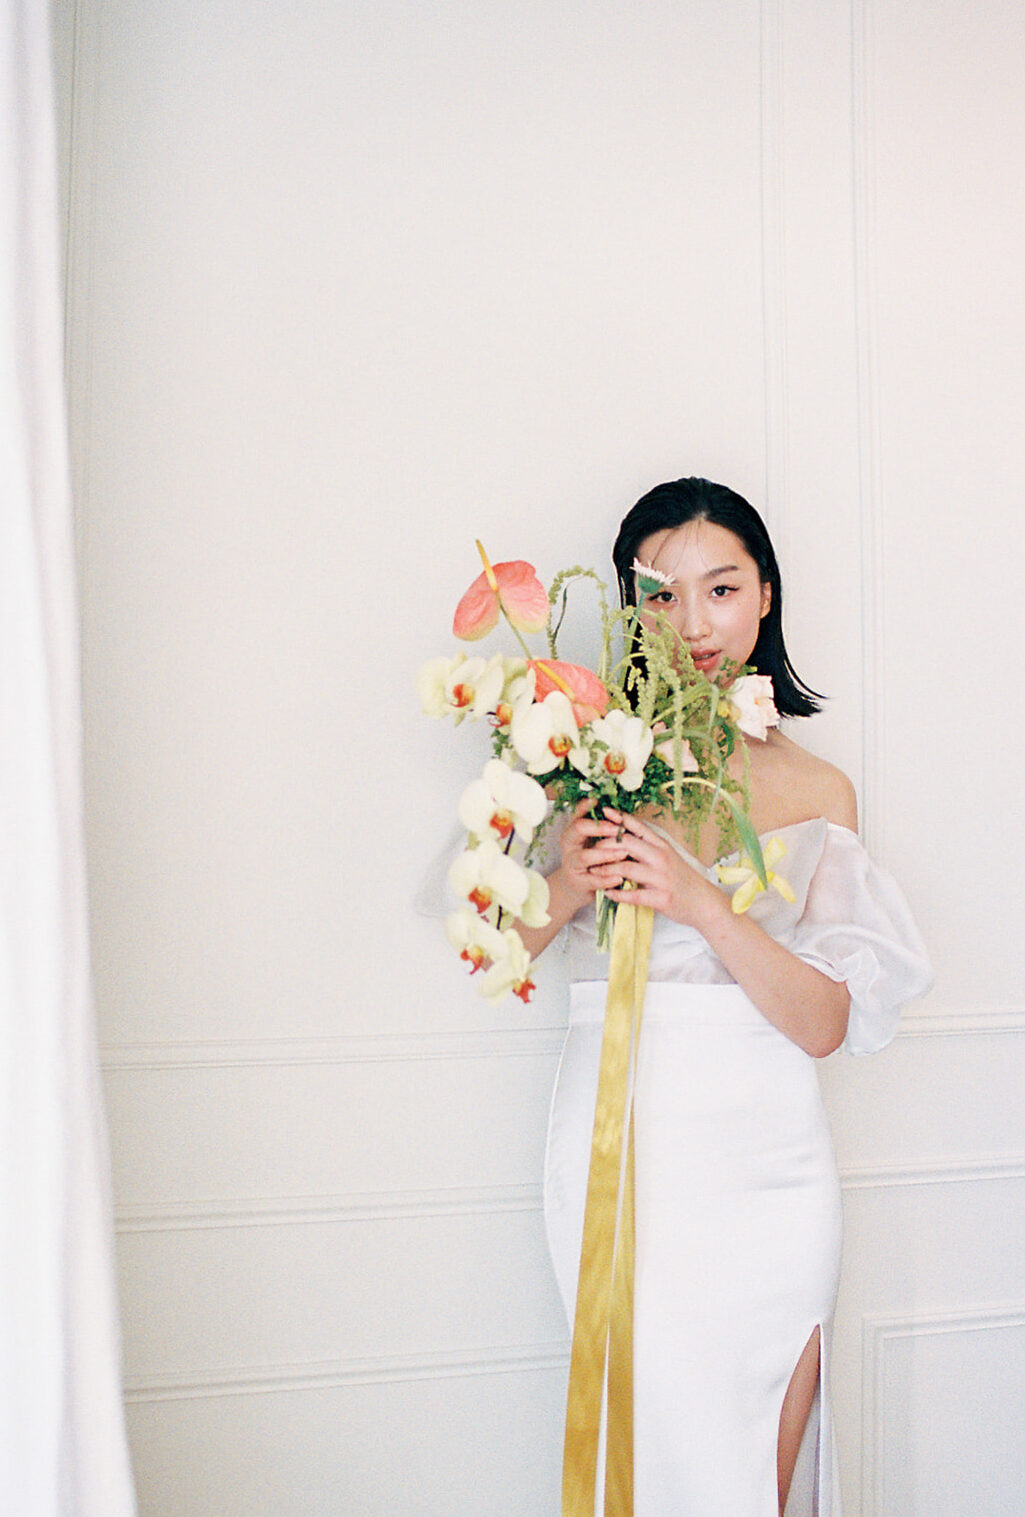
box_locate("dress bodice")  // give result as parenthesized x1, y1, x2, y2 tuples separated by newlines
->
(563, 817, 933, 1054)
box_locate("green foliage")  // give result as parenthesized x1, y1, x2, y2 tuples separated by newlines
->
(535, 578, 762, 873)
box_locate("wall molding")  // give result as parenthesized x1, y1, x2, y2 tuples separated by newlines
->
(100, 1026, 567, 1072)
(123, 1341, 570, 1404)
(115, 1183, 544, 1233)
(894, 1006, 1025, 1038)
(840, 1154, 1025, 1192)
(113, 1157, 1025, 1236)
(98, 1005, 1025, 1072)
(861, 1303, 1025, 1516)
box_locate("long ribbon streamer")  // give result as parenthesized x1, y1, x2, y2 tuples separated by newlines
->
(562, 902, 654, 1517)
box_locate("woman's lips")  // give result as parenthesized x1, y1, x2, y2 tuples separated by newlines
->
(690, 648, 719, 672)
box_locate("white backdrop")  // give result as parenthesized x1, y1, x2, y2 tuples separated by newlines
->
(58, 1, 1025, 1513)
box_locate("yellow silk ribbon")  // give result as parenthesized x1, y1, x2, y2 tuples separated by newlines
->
(562, 901, 654, 1517)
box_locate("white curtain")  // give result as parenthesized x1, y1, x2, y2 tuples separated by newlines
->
(0, 3, 136, 1513)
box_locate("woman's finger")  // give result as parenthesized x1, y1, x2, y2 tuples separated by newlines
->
(603, 807, 661, 844)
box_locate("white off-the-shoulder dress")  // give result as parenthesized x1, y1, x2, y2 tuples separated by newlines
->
(543, 818, 932, 1517)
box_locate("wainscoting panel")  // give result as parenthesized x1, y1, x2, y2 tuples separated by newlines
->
(115, 1208, 566, 1382)
(124, 1369, 567, 1517)
(101, 1035, 562, 1204)
(833, 1174, 1025, 1516)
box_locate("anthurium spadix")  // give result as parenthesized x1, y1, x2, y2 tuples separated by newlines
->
(458, 759, 548, 845)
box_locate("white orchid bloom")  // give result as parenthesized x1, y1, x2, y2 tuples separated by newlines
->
(417, 653, 505, 723)
(445, 912, 538, 1004)
(492, 660, 536, 733)
(510, 690, 580, 775)
(448, 839, 533, 920)
(452, 653, 506, 722)
(519, 867, 551, 928)
(458, 759, 549, 844)
(724, 674, 779, 741)
(478, 928, 536, 1004)
(586, 708, 654, 791)
(445, 908, 508, 976)
(417, 655, 459, 717)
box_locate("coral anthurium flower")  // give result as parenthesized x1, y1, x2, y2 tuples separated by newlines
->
(510, 691, 580, 775)
(453, 556, 550, 641)
(529, 660, 609, 725)
(458, 759, 548, 844)
(716, 835, 795, 914)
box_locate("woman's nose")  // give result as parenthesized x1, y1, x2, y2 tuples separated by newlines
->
(676, 597, 711, 641)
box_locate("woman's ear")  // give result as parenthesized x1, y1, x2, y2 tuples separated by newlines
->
(760, 582, 772, 619)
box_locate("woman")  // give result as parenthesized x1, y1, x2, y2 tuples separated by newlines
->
(525, 477, 932, 1516)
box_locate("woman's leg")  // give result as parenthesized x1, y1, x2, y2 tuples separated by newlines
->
(777, 1325, 821, 1515)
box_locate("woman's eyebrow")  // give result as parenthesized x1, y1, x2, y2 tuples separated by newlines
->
(702, 563, 741, 578)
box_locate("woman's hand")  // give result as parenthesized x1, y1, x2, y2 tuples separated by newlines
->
(514, 798, 633, 961)
(557, 797, 633, 907)
(598, 808, 849, 1057)
(595, 809, 725, 931)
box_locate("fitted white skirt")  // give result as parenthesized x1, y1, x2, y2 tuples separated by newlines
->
(544, 981, 844, 1517)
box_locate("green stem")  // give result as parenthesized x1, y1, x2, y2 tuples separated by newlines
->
(678, 777, 768, 884)
(499, 605, 537, 662)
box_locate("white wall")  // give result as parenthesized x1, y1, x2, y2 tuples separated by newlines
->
(59, 2, 1025, 1513)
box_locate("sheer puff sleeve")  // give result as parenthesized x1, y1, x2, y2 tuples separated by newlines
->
(791, 823, 933, 1055)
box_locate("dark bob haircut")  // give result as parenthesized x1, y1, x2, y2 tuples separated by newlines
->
(611, 476, 822, 719)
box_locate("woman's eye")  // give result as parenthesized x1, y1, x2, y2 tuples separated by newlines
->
(645, 589, 675, 604)
(711, 584, 737, 599)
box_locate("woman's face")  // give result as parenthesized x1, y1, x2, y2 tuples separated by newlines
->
(635, 519, 771, 680)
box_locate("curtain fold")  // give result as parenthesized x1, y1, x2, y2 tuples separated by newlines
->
(1, 3, 136, 1512)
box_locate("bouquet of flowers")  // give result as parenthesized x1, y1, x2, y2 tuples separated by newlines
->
(419, 542, 783, 1002)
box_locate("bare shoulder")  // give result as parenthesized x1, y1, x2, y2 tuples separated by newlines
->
(765, 731, 859, 831)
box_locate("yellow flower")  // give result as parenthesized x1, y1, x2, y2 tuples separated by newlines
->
(716, 835, 795, 914)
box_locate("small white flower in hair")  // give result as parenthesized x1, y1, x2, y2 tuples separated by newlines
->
(632, 559, 676, 597)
